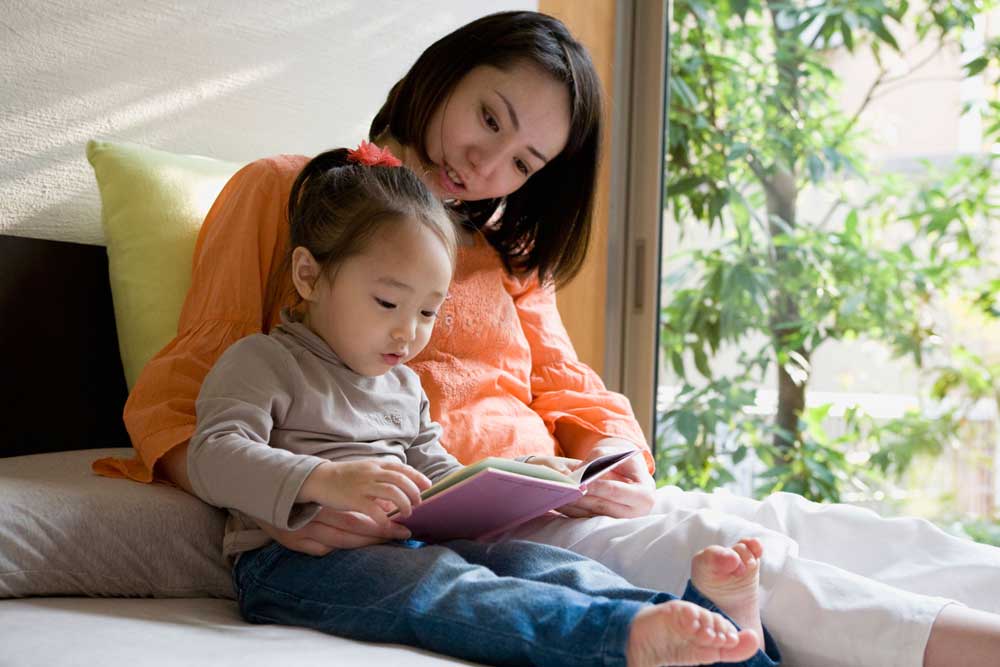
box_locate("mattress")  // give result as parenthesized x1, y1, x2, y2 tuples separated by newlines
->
(0, 597, 477, 666)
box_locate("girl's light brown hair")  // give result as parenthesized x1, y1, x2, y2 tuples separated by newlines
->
(286, 148, 456, 283)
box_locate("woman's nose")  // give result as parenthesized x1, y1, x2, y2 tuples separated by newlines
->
(468, 142, 505, 180)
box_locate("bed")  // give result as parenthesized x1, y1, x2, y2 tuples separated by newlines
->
(0, 233, 478, 666)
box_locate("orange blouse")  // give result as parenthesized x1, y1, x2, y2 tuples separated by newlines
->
(93, 155, 651, 483)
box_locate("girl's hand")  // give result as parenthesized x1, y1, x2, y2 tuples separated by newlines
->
(259, 506, 412, 556)
(299, 460, 431, 523)
(557, 440, 656, 519)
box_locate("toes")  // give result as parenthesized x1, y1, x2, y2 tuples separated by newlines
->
(739, 537, 764, 560)
(732, 542, 758, 572)
(694, 545, 742, 577)
(684, 606, 738, 647)
(718, 629, 761, 663)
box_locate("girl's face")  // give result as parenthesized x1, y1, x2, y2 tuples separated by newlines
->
(292, 220, 452, 377)
(421, 62, 572, 202)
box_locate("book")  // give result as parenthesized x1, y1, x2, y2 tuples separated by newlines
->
(393, 449, 642, 541)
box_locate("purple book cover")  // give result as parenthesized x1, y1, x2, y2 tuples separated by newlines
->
(394, 450, 640, 541)
(395, 469, 583, 541)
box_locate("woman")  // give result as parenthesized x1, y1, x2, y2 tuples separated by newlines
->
(95, 10, 1000, 667)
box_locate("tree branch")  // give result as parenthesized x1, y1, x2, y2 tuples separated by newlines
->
(872, 76, 966, 101)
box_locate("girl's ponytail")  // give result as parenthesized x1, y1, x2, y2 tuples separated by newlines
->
(286, 147, 351, 236)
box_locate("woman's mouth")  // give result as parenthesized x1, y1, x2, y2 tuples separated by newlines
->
(439, 164, 466, 196)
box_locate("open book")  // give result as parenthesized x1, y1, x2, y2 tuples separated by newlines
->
(393, 449, 641, 541)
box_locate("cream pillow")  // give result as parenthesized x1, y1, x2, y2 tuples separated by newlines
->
(0, 449, 232, 598)
(86, 140, 243, 388)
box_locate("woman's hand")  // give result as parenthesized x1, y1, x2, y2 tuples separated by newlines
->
(557, 439, 656, 519)
(259, 506, 413, 556)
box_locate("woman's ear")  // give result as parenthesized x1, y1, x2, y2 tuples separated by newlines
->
(291, 246, 322, 302)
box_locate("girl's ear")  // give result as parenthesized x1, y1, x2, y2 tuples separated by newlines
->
(291, 246, 322, 302)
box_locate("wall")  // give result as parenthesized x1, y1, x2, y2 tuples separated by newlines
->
(539, 0, 617, 377)
(0, 0, 533, 245)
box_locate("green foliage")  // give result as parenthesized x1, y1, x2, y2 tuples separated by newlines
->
(659, 0, 1000, 503)
(960, 518, 1000, 547)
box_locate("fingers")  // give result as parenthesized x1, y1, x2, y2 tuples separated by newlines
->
(581, 479, 655, 517)
(367, 482, 417, 518)
(336, 510, 411, 540)
(564, 492, 635, 519)
(524, 455, 579, 476)
(376, 466, 430, 508)
(258, 508, 408, 556)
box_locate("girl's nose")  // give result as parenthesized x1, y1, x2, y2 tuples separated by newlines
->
(391, 320, 416, 342)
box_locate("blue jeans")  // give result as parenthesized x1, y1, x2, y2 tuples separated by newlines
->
(233, 538, 780, 667)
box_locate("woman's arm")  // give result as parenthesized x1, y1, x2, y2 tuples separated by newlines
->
(97, 156, 306, 484)
(509, 274, 656, 518)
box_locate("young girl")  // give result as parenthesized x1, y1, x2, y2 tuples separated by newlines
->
(99, 10, 1000, 666)
(186, 144, 781, 667)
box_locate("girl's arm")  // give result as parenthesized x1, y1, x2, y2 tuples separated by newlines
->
(190, 335, 428, 528)
(188, 335, 324, 530)
(507, 274, 656, 518)
(403, 389, 465, 483)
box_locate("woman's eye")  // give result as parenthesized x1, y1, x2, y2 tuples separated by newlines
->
(514, 158, 530, 177)
(374, 298, 396, 310)
(483, 107, 500, 132)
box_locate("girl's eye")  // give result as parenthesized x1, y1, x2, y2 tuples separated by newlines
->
(421, 310, 438, 319)
(375, 298, 396, 310)
(514, 158, 530, 177)
(483, 107, 500, 132)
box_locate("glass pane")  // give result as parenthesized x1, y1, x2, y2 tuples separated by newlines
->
(656, 2, 1000, 545)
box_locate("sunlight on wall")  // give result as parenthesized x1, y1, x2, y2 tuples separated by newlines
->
(0, 0, 534, 244)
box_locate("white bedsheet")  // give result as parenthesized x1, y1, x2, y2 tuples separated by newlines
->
(0, 597, 480, 666)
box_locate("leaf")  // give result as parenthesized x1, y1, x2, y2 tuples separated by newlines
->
(668, 174, 708, 198)
(732, 445, 748, 464)
(727, 0, 750, 21)
(871, 17, 900, 51)
(840, 18, 855, 52)
(693, 345, 712, 378)
(844, 209, 859, 235)
(671, 350, 686, 378)
(675, 410, 700, 445)
(670, 77, 699, 110)
(807, 154, 826, 183)
(729, 142, 750, 161)
(964, 56, 989, 77)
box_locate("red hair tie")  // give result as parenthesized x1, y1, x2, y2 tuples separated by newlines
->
(346, 140, 402, 167)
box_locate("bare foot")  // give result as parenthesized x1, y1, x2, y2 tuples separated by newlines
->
(626, 599, 760, 666)
(691, 538, 766, 647)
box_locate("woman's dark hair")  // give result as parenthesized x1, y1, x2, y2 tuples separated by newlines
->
(369, 11, 603, 288)
(285, 148, 456, 286)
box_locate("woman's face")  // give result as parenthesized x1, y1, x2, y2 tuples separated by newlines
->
(421, 62, 572, 202)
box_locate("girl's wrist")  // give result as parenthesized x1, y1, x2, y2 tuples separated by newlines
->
(298, 461, 336, 504)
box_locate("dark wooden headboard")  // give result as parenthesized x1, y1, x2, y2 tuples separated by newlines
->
(0, 235, 130, 457)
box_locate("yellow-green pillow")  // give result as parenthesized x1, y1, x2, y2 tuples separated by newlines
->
(86, 140, 244, 389)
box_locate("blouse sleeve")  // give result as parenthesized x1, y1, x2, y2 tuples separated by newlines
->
(93, 155, 306, 483)
(505, 273, 654, 472)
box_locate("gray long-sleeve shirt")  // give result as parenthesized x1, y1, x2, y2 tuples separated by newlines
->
(188, 311, 463, 559)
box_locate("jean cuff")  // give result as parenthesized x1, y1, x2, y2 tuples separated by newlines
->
(599, 599, 647, 667)
(682, 580, 782, 667)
